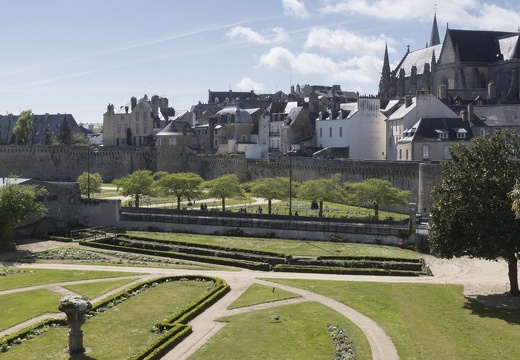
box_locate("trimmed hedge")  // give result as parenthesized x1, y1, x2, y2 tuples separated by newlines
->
(272, 264, 420, 276)
(317, 255, 422, 263)
(290, 258, 424, 272)
(81, 240, 271, 271)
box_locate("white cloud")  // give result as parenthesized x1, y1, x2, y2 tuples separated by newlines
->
(282, 0, 310, 19)
(226, 26, 290, 45)
(226, 26, 269, 44)
(305, 28, 390, 56)
(235, 77, 265, 92)
(257, 46, 339, 74)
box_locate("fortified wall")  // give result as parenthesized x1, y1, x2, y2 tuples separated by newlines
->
(0, 146, 442, 215)
(0, 146, 156, 182)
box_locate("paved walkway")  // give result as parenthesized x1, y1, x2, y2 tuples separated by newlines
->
(1, 241, 517, 359)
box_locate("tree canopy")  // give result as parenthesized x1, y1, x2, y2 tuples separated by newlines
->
(247, 177, 291, 214)
(297, 174, 346, 217)
(201, 174, 245, 212)
(13, 110, 33, 145)
(345, 178, 411, 219)
(154, 172, 203, 210)
(57, 116, 73, 146)
(113, 170, 155, 207)
(429, 130, 520, 295)
(0, 180, 47, 248)
(77, 172, 103, 198)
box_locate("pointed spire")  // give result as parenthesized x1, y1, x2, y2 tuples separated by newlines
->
(430, 12, 440, 46)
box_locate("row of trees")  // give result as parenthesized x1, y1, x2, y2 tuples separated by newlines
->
(12, 110, 89, 146)
(101, 170, 411, 218)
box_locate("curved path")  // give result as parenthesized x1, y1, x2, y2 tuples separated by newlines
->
(1, 243, 517, 359)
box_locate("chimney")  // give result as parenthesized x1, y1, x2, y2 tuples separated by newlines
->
(405, 95, 412, 108)
(459, 110, 468, 122)
(488, 82, 496, 98)
(131, 96, 137, 111)
(467, 103, 474, 122)
(125, 106, 129, 114)
(437, 84, 447, 99)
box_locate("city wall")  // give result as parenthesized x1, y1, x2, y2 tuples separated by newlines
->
(0, 146, 442, 215)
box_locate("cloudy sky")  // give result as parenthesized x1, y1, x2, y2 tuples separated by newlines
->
(2, 0, 520, 125)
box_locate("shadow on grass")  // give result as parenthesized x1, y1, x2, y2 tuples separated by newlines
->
(463, 294, 520, 324)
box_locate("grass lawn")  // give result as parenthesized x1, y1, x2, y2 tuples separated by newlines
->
(2, 280, 212, 360)
(0, 289, 62, 332)
(0, 268, 141, 291)
(227, 283, 301, 310)
(123, 231, 421, 259)
(62, 278, 138, 300)
(269, 279, 520, 360)
(190, 301, 371, 360)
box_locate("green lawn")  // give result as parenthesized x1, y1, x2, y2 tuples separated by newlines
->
(268, 279, 520, 360)
(123, 231, 421, 259)
(190, 301, 371, 360)
(0, 268, 141, 291)
(62, 278, 138, 300)
(2, 280, 211, 360)
(227, 283, 301, 310)
(0, 289, 62, 332)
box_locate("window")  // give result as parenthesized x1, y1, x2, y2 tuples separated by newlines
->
(436, 129, 448, 139)
(135, 112, 140, 121)
(143, 124, 147, 133)
(242, 135, 247, 142)
(139, 103, 143, 109)
(422, 145, 430, 160)
(405, 149, 409, 160)
(117, 124, 121, 133)
(136, 123, 140, 133)
(399, 149, 402, 159)
(144, 112, 148, 120)
(157, 138, 161, 145)
(169, 138, 176, 146)
(319, 128, 322, 138)
(456, 128, 467, 139)
(339, 127, 342, 137)
(329, 127, 332, 137)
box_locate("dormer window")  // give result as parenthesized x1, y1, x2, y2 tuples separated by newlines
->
(436, 129, 449, 139)
(455, 128, 467, 139)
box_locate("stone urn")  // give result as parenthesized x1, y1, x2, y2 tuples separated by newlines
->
(58, 295, 92, 354)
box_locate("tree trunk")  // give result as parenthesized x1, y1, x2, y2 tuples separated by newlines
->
(319, 201, 323, 217)
(268, 199, 272, 215)
(177, 196, 181, 210)
(135, 194, 140, 208)
(221, 198, 226, 212)
(506, 251, 519, 296)
(374, 203, 379, 220)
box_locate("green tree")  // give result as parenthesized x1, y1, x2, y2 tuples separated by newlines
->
(345, 178, 411, 220)
(57, 116, 73, 146)
(77, 172, 103, 197)
(429, 130, 520, 296)
(201, 174, 245, 212)
(247, 177, 291, 214)
(13, 110, 33, 145)
(297, 174, 346, 217)
(155, 172, 203, 210)
(0, 181, 47, 248)
(113, 170, 155, 207)
(44, 125, 53, 145)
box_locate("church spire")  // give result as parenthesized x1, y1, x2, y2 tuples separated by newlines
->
(382, 42, 391, 76)
(429, 12, 440, 46)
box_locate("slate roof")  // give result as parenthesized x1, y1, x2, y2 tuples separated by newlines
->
(400, 117, 473, 143)
(395, 44, 442, 77)
(447, 29, 517, 63)
(157, 120, 195, 136)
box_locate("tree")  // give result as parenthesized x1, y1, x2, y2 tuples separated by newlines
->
(247, 177, 291, 214)
(345, 178, 411, 219)
(429, 130, 520, 296)
(57, 116, 73, 146)
(77, 172, 103, 197)
(297, 174, 346, 217)
(0, 181, 47, 248)
(201, 174, 245, 212)
(155, 172, 203, 210)
(44, 125, 53, 145)
(113, 170, 155, 207)
(13, 110, 33, 145)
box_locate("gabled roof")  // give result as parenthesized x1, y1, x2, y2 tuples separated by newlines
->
(395, 44, 442, 77)
(447, 29, 517, 63)
(401, 117, 473, 142)
(157, 120, 194, 136)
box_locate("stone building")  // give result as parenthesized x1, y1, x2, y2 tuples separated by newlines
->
(156, 120, 196, 174)
(103, 94, 174, 146)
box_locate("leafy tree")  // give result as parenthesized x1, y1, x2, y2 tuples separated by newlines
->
(201, 174, 245, 212)
(155, 172, 203, 209)
(429, 130, 520, 296)
(297, 174, 346, 217)
(57, 116, 73, 146)
(247, 177, 291, 214)
(0, 180, 47, 248)
(113, 170, 155, 207)
(77, 172, 103, 197)
(345, 178, 411, 219)
(44, 125, 53, 145)
(13, 110, 33, 145)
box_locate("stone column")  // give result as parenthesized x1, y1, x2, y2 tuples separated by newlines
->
(58, 296, 92, 354)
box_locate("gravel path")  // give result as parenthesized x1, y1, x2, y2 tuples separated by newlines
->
(2, 240, 519, 359)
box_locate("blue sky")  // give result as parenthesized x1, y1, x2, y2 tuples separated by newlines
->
(2, 0, 520, 125)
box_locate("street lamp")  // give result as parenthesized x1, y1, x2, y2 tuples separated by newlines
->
(287, 149, 297, 217)
(87, 146, 98, 199)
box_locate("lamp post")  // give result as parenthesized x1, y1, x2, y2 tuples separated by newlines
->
(288, 149, 296, 217)
(87, 146, 98, 199)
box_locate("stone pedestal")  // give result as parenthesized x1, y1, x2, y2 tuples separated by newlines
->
(58, 296, 92, 354)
